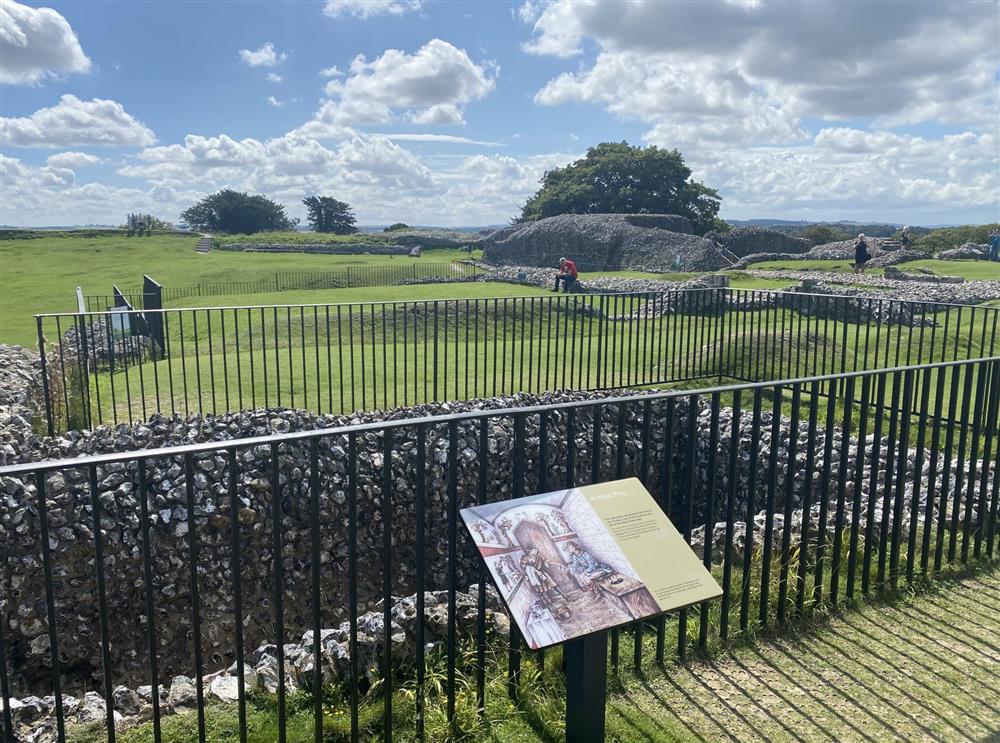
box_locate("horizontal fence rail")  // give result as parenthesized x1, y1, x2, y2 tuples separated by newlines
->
(2, 357, 998, 742)
(37, 288, 1000, 434)
(82, 263, 483, 311)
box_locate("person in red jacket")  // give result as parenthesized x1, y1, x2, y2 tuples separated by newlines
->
(554, 256, 578, 292)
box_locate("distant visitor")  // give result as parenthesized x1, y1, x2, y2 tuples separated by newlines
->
(899, 226, 912, 250)
(990, 231, 1000, 262)
(553, 256, 579, 292)
(853, 233, 871, 274)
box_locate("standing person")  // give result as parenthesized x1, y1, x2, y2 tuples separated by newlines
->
(899, 226, 912, 250)
(553, 256, 578, 292)
(989, 231, 1000, 262)
(853, 233, 871, 274)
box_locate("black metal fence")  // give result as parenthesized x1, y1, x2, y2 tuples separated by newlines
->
(2, 356, 998, 742)
(37, 288, 1000, 434)
(82, 263, 484, 311)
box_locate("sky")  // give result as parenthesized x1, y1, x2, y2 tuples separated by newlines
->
(1, 0, 998, 228)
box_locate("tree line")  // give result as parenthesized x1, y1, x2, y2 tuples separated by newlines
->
(179, 190, 358, 235)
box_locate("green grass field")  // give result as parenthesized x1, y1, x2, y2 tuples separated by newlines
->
(1, 234, 791, 346)
(0, 234, 481, 344)
(65, 540, 1000, 742)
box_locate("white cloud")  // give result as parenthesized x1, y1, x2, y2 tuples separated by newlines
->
(0, 0, 91, 84)
(688, 129, 998, 220)
(266, 96, 284, 108)
(383, 133, 501, 146)
(103, 127, 574, 226)
(520, 0, 999, 221)
(237, 41, 286, 68)
(2, 154, 203, 226)
(1, 94, 156, 148)
(45, 151, 103, 168)
(522, 1, 999, 127)
(323, 0, 422, 19)
(319, 65, 344, 78)
(265, 72, 284, 83)
(307, 39, 494, 129)
(535, 52, 804, 147)
(409, 103, 464, 125)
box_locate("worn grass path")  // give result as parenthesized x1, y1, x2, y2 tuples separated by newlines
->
(607, 565, 1000, 743)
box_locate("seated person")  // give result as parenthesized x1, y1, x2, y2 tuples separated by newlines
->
(553, 257, 578, 292)
(565, 542, 622, 597)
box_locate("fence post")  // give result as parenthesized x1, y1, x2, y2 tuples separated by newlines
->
(36, 316, 55, 436)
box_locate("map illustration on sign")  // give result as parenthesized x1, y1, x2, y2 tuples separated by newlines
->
(460, 478, 723, 650)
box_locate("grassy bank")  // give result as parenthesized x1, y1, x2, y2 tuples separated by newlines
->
(65, 543, 999, 742)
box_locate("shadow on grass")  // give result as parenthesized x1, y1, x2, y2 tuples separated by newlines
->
(611, 561, 1000, 743)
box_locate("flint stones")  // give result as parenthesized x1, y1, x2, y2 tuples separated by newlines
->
(210, 675, 241, 703)
(167, 676, 198, 709)
(478, 213, 732, 273)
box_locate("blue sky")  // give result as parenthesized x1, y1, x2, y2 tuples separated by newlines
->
(2, 0, 998, 227)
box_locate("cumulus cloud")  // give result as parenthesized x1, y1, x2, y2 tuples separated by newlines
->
(536, 52, 804, 147)
(323, 0, 422, 19)
(1, 94, 156, 148)
(304, 39, 495, 130)
(265, 72, 284, 83)
(320, 65, 344, 77)
(688, 129, 998, 221)
(2, 153, 203, 226)
(266, 96, 284, 108)
(521, 0, 998, 220)
(45, 151, 103, 168)
(523, 0, 999, 128)
(0, 0, 91, 84)
(238, 41, 286, 68)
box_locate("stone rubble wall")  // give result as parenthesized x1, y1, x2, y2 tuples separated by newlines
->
(3, 388, 993, 700)
(936, 243, 988, 260)
(477, 213, 731, 273)
(0, 345, 46, 466)
(704, 227, 811, 257)
(746, 270, 1000, 306)
(4, 399, 994, 743)
(732, 237, 914, 269)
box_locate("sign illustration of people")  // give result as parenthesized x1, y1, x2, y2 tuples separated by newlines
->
(460, 479, 723, 650)
(525, 601, 565, 647)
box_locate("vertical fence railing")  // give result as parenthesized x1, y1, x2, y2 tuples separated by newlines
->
(1, 357, 997, 742)
(37, 288, 999, 433)
(82, 263, 483, 311)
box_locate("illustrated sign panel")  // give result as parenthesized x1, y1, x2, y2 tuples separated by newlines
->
(460, 477, 723, 650)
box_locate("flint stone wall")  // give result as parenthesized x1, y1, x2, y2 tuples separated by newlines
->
(704, 227, 810, 257)
(479, 213, 729, 272)
(0, 345, 45, 466)
(937, 243, 988, 260)
(4, 382, 993, 699)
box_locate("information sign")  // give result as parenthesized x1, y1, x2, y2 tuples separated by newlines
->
(460, 477, 722, 650)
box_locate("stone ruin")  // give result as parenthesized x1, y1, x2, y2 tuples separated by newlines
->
(478, 213, 730, 273)
(704, 226, 810, 257)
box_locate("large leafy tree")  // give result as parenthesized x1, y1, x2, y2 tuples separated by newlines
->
(302, 196, 357, 234)
(179, 189, 297, 234)
(518, 142, 723, 235)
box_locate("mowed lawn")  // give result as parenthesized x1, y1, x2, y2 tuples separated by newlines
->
(0, 234, 483, 345)
(2, 232, 789, 346)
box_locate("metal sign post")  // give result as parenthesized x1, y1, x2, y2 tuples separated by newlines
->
(564, 630, 608, 743)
